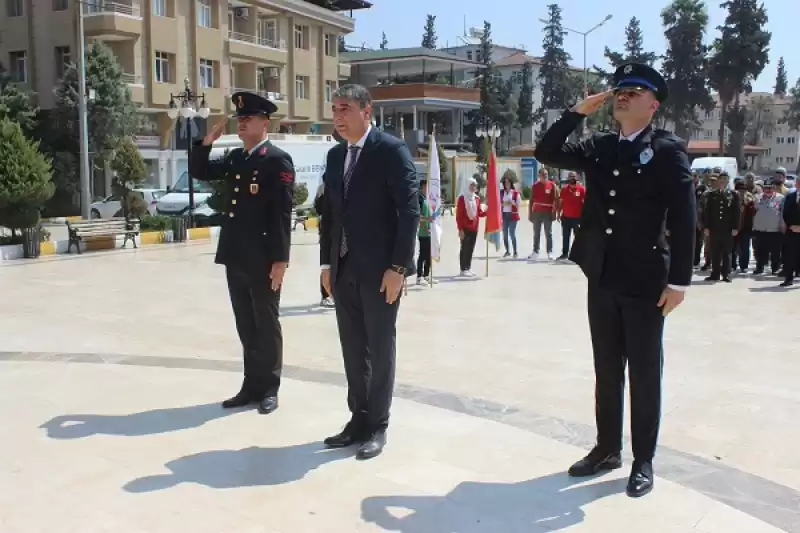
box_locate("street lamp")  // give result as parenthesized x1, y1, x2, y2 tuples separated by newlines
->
(475, 124, 501, 151)
(168, 78, 210, 228)
(539, 14, 612, 99)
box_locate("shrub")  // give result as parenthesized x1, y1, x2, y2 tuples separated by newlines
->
(140, 214, 172, 232)
(522, 185, 532, 200)
(293, 183, 309, 207)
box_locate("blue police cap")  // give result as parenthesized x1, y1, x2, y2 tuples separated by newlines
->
(231, 91, 278, 117)
(613, 63, 668, 103)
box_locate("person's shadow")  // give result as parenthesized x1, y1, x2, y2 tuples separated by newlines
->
(40, 403, 240, 439)
(362, 472, 624, 531)
(124, 442, 349, 493)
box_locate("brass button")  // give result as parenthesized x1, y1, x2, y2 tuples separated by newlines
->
(236, 174, 241, 180)
(613, 170, 620, 176)
(610, 190, 617, 197)
(608, 209, 615, 215)
(232, 199, 237, 205)
(637, 169, 642, 174)
(605, 228, 613, 235)
(229, 213, 235, 218)
(234, 187, 239, 192)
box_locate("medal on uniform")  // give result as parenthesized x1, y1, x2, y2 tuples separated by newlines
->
(250, 183, 259, 194)
(639, 147, 654, 165)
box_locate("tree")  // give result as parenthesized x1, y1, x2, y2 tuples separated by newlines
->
(660, 0, 714, 140)
(293, 183, 309, 207)
(708, 0, 771, 165)
(745, 94, 775, 147)
(0, 64, 39, 136)
(598, 16, 658, 80)
(421, 15, 437, 49)
(112, 138, 146, 187)
(53, 42, 141, 171)
(0, 118, 55, 237)
(496, 79, 518, 150)
(467, 21, 503, 162)
(774, 56, 788, 96)
(785, 77, 800, 173)
(516, 61, 535, 144)
(537, 5, 578, 122)
(379, 32, 388, 50)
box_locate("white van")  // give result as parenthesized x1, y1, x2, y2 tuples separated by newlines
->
(690, 157, 739, 189)
(156, 133, 338, 221)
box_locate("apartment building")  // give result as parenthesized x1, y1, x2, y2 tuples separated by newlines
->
(0, 0, 368, 190)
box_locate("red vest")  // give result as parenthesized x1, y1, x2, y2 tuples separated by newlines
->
(503, 189, 521, 221)
(531, 181, 557, 213)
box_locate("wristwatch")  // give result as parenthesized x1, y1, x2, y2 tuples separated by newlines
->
(389, 265, 407, 276)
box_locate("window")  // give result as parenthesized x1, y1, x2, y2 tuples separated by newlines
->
(294, 24, 308, 50)
(199, 59, 214, 88)
(55, 46, 70, 79)
(153, 0, 166, 16)
(466, 51, 473, 60)
(154, 51, 171, 83)
(52, 0, 67, 10)
(258, 18, 277, 46)
(324, 80, 336, 102)
(8, 51, 27, 83)
(776, 137, 785, 144)
(197, 0, 211, 28)
(324, 33, 336, 57)
(776, 157, 784, 164)
(788, 137, 797, 144)
(704, 129, 713, 139)
(295, 75, 308, 99)
(787, 156, 796, 164)
(6, 0, 22, 16)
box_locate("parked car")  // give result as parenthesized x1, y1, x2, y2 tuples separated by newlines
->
(90, 188, 166, 219)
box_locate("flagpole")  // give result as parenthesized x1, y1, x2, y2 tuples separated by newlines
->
(484, 134, 492, 277)
(401, 114, 408, 296)
(429, 122, 435, 288)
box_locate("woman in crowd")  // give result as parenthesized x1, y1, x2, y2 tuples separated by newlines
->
(500, 176, 521, 258)
(456, 177, 486, 277)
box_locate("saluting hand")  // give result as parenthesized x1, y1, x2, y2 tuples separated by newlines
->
(202, 118, 228, 146)
(657, 287, 685, 317)
(571, 90, 613, 116)
(270, 262, 288, 291)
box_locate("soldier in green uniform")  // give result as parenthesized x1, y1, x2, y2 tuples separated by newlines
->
(189, 91, 295, 414)
(703, 171, 740, 282)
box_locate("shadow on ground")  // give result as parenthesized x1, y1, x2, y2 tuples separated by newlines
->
(361, 471, 623, 532)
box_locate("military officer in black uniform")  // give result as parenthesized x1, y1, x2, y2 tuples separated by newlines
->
(189, 91, 295, 415)
(534, 63, 695, 498)
(703, 171, 740, 282)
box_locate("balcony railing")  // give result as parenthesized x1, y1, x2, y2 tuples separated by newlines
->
(230, 87, 287, 102)
(83, 1, 141, 16)
(121, 72, 142, 84)
(227, 32, 286, 51)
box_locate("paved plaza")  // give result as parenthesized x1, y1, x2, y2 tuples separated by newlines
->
(1, 217, 798, 533)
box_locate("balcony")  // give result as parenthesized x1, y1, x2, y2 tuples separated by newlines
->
(368, 83, 480, 106)
(82, 1, 143, 40)
(338, 63, 351, 79)
(121, 72, 145, 103)
(229, 87, 289, 117)
(227, 32, 288, 65)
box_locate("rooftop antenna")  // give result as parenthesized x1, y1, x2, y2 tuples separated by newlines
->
(463, 15, 466, 36)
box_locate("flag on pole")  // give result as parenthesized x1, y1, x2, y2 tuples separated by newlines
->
(483, 147, 503, 250)
(427, 132, 443, 261)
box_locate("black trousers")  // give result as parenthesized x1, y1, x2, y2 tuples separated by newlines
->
(708, 230, 734, 278)
(784, 233, 800, 281)
(459, 229, 478, 271)
(561, 217, 580, 256)
(417, 236, 431, 278)
(753, 231, 782, 272)
(333, 257, 400, 431)
(693, 227, 704, 266)
(587, 284, 665, 461)
(225, 266, 282, 398)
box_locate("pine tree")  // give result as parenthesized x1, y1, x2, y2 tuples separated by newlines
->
(0, 118, 54, 235)
(380, 32, 388, 50)
(709, 0, 771, 164)
(538, 4, 576, 114)
(660, 0, 714, 140)
(0, 65, 39, 136)
(785, 77, 800, 173)
(467, 21, 502, 162)
(774, 56, 788, 96)
(421, 15, 437, 49)
(600, 17, 658, 77)
(516, 61, 535, 143)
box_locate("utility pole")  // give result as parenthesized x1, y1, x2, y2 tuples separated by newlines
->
(76, 1, 92, 218)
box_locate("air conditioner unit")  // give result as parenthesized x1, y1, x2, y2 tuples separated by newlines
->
(234, 7, 249, 19)
(266, 67, 279, 78)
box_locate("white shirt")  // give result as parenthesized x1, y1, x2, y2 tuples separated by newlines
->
(244, 137, 269, 159)
(621, 127, 687, 292)
(321, 126, 372, 270)
(502, 189, 521, 213)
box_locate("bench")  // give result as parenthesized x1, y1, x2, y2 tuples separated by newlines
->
(66, 217, 140, 254)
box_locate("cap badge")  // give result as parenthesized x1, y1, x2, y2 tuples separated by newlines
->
(623, 65, 633, 75)
(236, 95, 244, 108)
(639, 147, 654, 165)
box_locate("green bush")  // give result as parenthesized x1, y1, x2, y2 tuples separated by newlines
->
(293, 183, 309, 207)
(140, 214, 172, 232)
(502, 168, 519, 184)
(522, 185, 532, 200)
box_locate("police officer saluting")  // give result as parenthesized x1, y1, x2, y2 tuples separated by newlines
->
(189, 91, 295, 415)
(535, 63, 695, 498)
(703, 170, 740, 282)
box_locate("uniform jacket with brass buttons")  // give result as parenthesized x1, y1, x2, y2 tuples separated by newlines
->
(189, 140, 295, 273)
(534, 111, 696, 299)
(703, 188, 741, 233)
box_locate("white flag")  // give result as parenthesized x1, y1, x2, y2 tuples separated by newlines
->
(427, 134, 443, 261)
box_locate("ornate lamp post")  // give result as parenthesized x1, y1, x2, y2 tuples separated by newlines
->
(167, 78, 210, 228)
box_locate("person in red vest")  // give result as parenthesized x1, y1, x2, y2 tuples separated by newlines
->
(456, 177, 486, 276)
(528, 167, 559, 260)
(558, 171, 586, 260)
(501, 175, 522, 257)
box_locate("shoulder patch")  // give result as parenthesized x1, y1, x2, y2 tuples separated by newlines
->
(280, 172, 294, 183)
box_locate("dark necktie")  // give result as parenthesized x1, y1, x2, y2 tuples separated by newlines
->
(340, 145, 361, 257)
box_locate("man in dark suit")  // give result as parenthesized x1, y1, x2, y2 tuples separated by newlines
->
(534, 63, 695, 498)
(780, 187, 800, 287)
(189, 91, 295, 415)
(319, 84, 420, 460)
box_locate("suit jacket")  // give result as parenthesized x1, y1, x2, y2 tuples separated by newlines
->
(534, 111, 696, 299)
(319, 128, 420, 285)
(189, 140, 295, 273)
(783, 190, 800, 227)
(703, 189, 740, 233)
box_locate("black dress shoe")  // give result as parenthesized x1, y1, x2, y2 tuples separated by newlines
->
(779, 280, 794, 287)
(257, 396, 279, 414)
(626, 461, 654, 498)
(221, 390, 253, 409)
(704, 275, 719, 282)
(722, 277, 732, 283)
(356, 429, 386, 460)
(324, 421, 366, 448)
(567, 448, 622, 477)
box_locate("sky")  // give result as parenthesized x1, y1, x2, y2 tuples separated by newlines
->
(346, 0, 795, 94)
